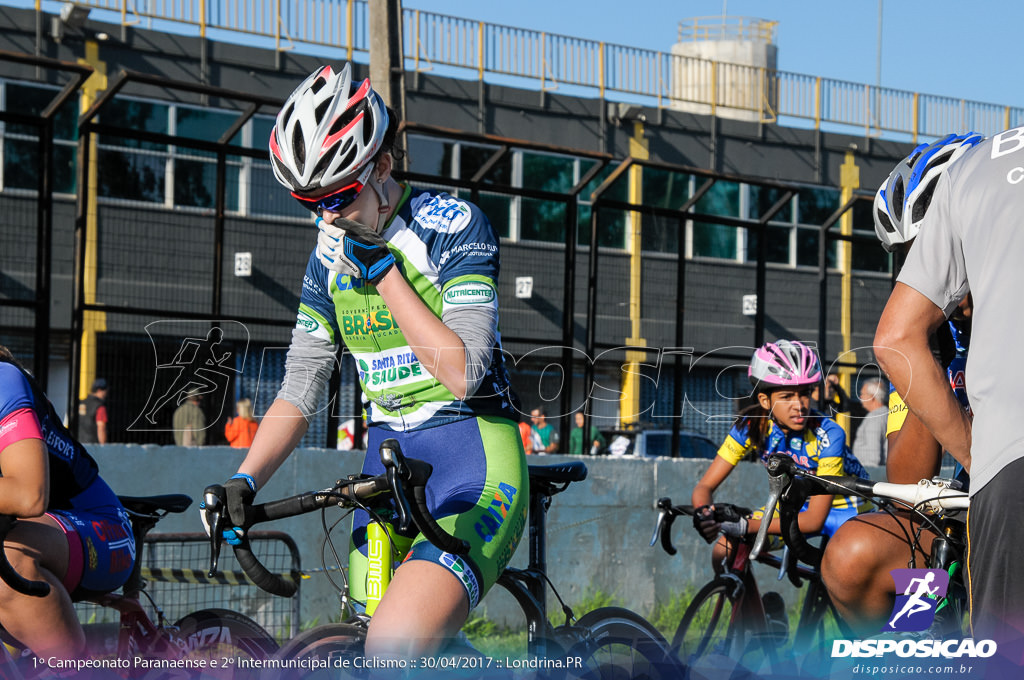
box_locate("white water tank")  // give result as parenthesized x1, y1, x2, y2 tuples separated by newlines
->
(671, 17, 778, 123)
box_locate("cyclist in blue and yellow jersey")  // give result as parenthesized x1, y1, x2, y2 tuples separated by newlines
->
(207, 64, 528, 658)
(692, 340, 872, 571)
(0, 346, 134, 662)
(821, 133, 981, 636)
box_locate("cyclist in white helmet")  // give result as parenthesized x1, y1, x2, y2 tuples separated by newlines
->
(822, 133, 980, 635)
(692, 340, 872, 571)
(208, 63, 528, 659)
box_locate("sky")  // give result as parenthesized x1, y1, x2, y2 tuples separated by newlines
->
(405, 0, 1024, 109)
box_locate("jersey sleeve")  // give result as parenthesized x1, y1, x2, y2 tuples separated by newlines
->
(716, 421, 752, 466)
(295, 250, 341, 345)
(886, 386, 909, 438)
(0, 364, 43, 450)
(813, 419, 847, 476)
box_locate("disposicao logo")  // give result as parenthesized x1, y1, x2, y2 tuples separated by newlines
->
(885, 568, 948, 632)
(831, 568, 997, 660)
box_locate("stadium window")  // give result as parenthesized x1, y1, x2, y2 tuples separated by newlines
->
(745, 185, 794, 265)
(578, 161, 627, 249)
(518, 151, 576, 243)
(97, 97, 169, 204)
(0, 80, 79, 195)
(172, 106, 243, 210)
(248, 115, 306, 219)
(796, 186, 841, 268)
(850, 197, 890, 273)
(640, 166, 692, 254)
(689, 180, 740, 260)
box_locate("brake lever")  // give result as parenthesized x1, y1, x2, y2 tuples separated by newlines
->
(380, 442, 415, 534)
(751, 458, 790, 560)
(650, 497, 677, 555)
(202, 484, 227, 577)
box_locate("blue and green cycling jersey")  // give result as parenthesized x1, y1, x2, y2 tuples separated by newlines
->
(295, 185, 519, 431)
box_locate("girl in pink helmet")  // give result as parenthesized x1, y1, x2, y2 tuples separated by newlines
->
(690, 340, 872, 572)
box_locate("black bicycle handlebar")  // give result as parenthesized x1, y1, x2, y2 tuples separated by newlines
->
(0, 515, 51, 597)
(204, 439, 470, 598)
(751, 454, 876, 568)
(649, 498, 751, 555)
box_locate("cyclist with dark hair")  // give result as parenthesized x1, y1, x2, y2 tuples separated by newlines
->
(821, 133, 981, 635)
(692, 340, 872, 570)
(0, 346, 134, 662)
(208, 63, 527, 659)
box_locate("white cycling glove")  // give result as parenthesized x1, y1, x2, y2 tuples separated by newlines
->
(315, 216, 361, 278)
(315, 216, 396, 285)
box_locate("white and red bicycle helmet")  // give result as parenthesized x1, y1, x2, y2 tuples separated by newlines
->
(269, 63, 389, 195)
(748, 340, 822, 390)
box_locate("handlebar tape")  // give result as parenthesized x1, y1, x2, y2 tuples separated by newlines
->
(233, 535, 297, 598)
(403, 458, 470, 556)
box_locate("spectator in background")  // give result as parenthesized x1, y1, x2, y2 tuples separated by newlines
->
(814, 373, 867, 441)
(224, 398, 259, 448)
(172, 389, 206, 446)
(568, 411, 605, 456)
(529, 408, 558, 454)
(517, 413, 533, 455)
(852, 379, 888, 467)
(77, 378, 109, 444)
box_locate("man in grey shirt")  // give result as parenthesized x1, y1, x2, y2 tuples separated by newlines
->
(875, 127, 1024, 646)
(851, 379, 888, 467)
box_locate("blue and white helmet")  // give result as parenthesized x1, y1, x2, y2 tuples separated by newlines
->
(873, 132, 984, 252)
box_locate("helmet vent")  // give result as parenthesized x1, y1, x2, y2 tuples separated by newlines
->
(311, 77, 326, 95)
(292, 126, 306, 170)
(926, 149, 955, 172)
(337, 146, 357, 176)
(891, 179, 905, 221)
(876, 208, 895, 234)
(309, 154, 333, 186)
(315, 99, 331, 124)
(329, 107, 358, 136)
(913, 176, 941, 223)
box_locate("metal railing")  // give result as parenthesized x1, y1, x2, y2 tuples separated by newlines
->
(22, 0, 1024, 140)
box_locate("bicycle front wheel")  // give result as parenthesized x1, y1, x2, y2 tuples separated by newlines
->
(171, 608, 279, 679)
(273, 623, 367, 680)
(672, 577, 738, 663)
(567, 606, 680, 680)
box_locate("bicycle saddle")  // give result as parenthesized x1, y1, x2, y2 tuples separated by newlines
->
(528, 461, 588, 484)
(118, 494, 193, 515)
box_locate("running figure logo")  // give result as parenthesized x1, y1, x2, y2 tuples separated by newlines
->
(884, 568, 950, 632)
(131, 321, 248, 432)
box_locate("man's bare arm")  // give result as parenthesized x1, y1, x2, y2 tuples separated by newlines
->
(874, 283, 971, 470)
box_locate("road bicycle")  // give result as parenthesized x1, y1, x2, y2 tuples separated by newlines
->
(752, 454, 970, 638)
(0, 493, 278, 679)
(651, 496, 842, 678)
(204, 439, 681, 679)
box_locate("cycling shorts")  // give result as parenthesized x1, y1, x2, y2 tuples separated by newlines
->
(348, 415, 528, 609)
(47, 478, 135, 597)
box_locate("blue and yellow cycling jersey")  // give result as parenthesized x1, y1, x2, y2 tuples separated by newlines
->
(717, 412, 870, 510)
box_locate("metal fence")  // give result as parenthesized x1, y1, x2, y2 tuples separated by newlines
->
(20, 0, 1024, 140)
(2, 54, 886, 449)
(76, 531, 301, 642)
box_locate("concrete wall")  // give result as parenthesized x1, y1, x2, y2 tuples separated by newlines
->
(91, 444, 883, 627)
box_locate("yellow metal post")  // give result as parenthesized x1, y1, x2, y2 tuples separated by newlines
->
(347, 0, 354, 62)
(620, 122, 649, 427)
(77, 40, 108, 400)
(837, 151, 860, 436)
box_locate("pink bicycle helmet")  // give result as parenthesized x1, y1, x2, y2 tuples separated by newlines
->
(269, 63, 389, 195)
(748, 340, 822, 390)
